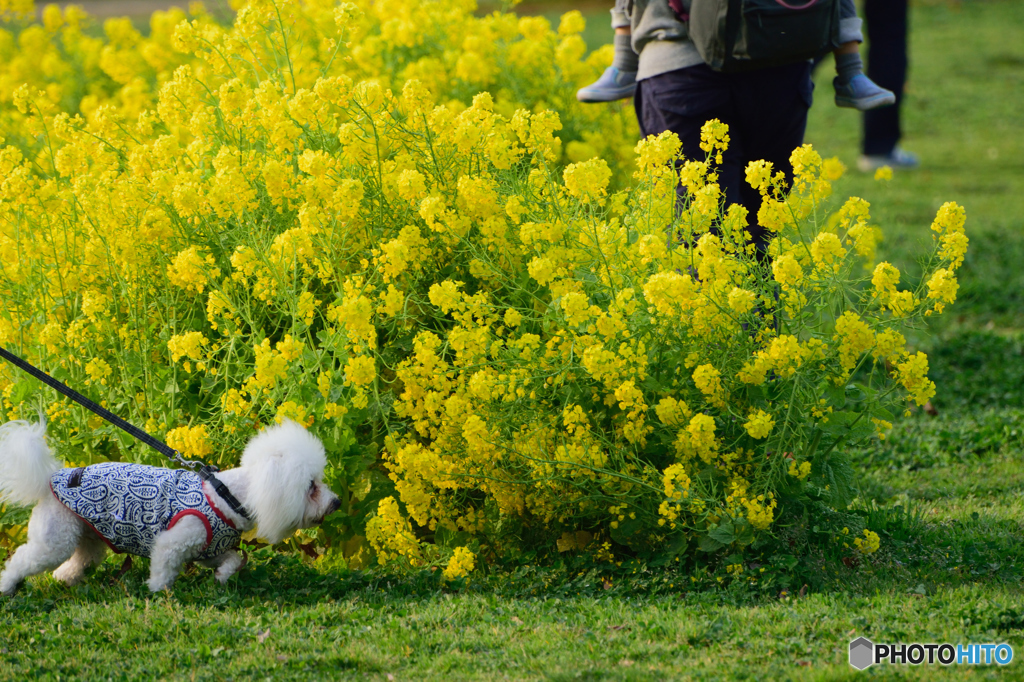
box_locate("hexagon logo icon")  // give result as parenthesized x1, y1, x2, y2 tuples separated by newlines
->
(849, 637, 874, 670)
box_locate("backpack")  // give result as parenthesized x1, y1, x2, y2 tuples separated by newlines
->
(680, 0, 842, 72)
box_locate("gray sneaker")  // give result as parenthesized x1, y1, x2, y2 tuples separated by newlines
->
(577, 67, 637, 103)
(857, 147, 920, 172)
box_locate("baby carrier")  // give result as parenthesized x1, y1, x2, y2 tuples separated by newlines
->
(673, 0, 842, 72)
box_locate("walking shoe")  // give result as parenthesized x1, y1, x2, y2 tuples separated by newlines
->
(834, 74, 896, 111)
(857, 147, 920, 173)
(577, 67, 637, 103)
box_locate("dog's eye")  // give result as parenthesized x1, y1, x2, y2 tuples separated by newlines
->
(309, 479, 318, 497)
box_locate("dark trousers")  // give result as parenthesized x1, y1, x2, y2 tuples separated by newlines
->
(863, 0, 909, 156)
(634, 61, 813, 251)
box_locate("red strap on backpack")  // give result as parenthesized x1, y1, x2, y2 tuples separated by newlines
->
(668, 0, 689, 21)
(774, 0, 820, 8)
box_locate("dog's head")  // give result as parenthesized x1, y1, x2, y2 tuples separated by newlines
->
(239, 419, 342, 544)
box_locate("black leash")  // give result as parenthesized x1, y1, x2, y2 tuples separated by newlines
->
(0, 346, 250, 521)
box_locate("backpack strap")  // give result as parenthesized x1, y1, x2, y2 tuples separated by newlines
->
(668, 0, 690, 21)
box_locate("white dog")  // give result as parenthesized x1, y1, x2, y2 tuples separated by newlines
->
(0, 418, 341, 594)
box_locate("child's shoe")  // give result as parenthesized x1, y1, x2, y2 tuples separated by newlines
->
(577, 67, 637, 103)
(834, 74, 896, 111)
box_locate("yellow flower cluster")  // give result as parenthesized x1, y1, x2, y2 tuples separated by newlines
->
(442, 546, 476, 580)
(788, 459, 812, 480)
(854, 529, 881, 555)
(166, 424, 214, 461)
(168, 247, 220, 294)
(0, 0, 967, 564)
(167, 332, 209, 371)
(744, 410, 775, 439)
(741, 494, 777, 531)
(366, 497, 424, 566)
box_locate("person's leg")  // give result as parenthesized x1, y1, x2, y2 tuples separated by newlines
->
(636, 63, 811, 256)
(635, 64, 807, 337)
(634, 64, 734, 208)
(610, 0, 633, 36)
(862, 0, 911, 158)
(723, 61, 812, 335)
(838, 0, 863, 38)
(811, 0, 859, 74)
(733, 61, 814, 252)
(610, 26, 638, 77)
(577, 0, 637, 103)
(833, 0, 895, 111)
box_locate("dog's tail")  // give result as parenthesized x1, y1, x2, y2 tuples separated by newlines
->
(0, 419, 62, 507)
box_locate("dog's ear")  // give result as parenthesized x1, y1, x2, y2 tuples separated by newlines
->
(240, 419, 326, 544)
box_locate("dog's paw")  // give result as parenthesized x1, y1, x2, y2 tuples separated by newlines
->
(214, 563, 241, 584)
(214, 553, 245, 584)
(146, 577, 172, 593)
(52, 564, 83, 586)
(0, 574, 22, 596)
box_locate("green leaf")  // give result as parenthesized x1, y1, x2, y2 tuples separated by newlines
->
(778, 554, 799, 570)
(650, 533, 689, 567)
(609, 514, 644, 545)
(818, 411, 875, 447)
(0, 504, 31, 525)
(847, 420, 877, 444)
(818, 410, 856, 436)
(823, 381, 848, 408)
(707, 519, 736, 545)
(845, 383, 869, 404)
(816, 452, 856, 508)
(641, 375, 666, 394)
(435, 526, 472, 549)
(9, 379, 38, 405)
(698, 534, 725, 552)
(871, 405, 896, 422)
(732, 518, 756, 547)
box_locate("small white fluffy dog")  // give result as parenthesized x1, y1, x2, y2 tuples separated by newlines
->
(0, 418, 341, 594)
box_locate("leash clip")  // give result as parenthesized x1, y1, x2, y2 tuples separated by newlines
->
(170, 450, 202, 471)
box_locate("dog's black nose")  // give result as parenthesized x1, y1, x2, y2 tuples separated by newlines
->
(325, 497, 342, 517)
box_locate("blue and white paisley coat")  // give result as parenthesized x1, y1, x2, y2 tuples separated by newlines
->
(50, 462, 241, 559)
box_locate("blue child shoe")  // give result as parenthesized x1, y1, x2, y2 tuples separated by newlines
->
(577, 67, 637, 103)
(834, 74, 897, 111)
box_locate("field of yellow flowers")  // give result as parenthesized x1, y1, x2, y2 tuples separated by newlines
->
(0, 0, 968, 576)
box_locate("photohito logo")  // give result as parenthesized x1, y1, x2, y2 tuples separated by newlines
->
(849, 637, 1013, 669)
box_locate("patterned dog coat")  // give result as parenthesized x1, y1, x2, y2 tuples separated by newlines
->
(50, 462, 241, 559)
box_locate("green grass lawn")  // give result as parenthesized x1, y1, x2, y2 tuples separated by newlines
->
(3, 1, 1024, 680)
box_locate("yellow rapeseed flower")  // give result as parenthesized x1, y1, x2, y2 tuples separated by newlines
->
(744, 410, 775, 439)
